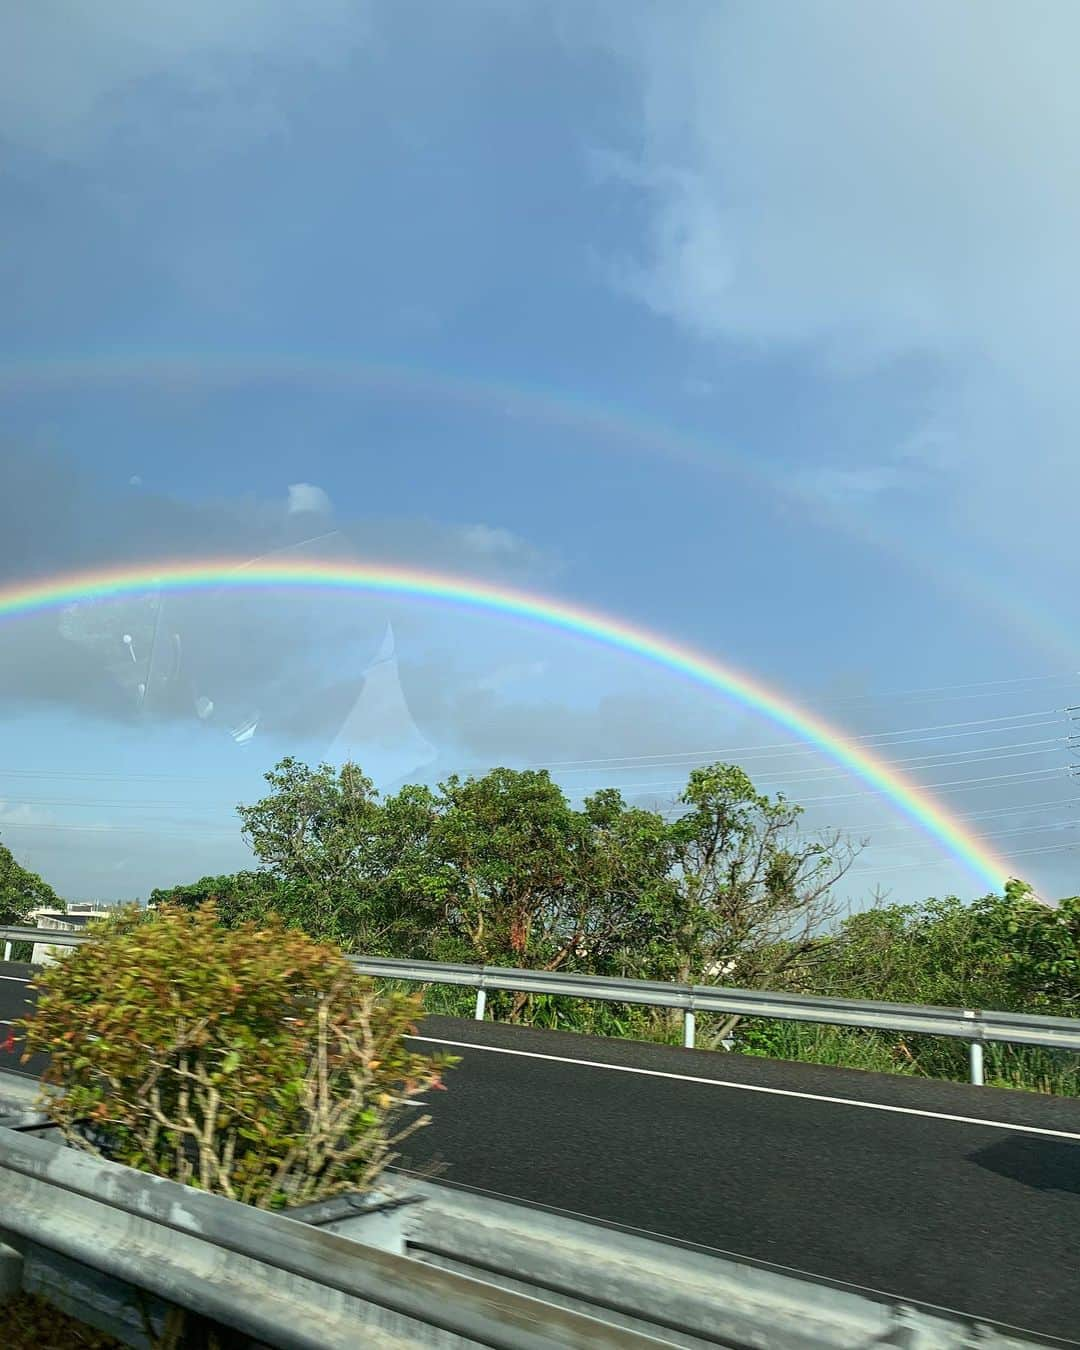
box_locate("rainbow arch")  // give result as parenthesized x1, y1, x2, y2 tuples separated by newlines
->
(0, 558, 1013, 891)
(1, 349, 1075, 670)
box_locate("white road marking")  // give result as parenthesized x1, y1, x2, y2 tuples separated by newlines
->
(406, 1034, 1080, 1142)
(0, 976, 30, 983)
(5, 978, 1071, 1141)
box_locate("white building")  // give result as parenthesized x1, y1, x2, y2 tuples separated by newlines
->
(25, 905, 112, 966)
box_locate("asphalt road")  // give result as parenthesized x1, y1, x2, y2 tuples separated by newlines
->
(4, 965, 1079, 1341)
(401, 1018, 1080, 1343)
(0, 961, 39, 1075)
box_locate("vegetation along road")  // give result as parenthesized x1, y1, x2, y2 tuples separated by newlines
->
(5, 968, 1077, 1344)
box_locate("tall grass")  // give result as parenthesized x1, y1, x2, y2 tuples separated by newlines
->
(728, 1018, 1080, 1095)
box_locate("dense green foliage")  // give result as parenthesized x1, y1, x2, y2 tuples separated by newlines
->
(142, 755, 1080, 1095)
(21, 904, 454, 1208)
(0, 837, 63, 925)
(734, 885, 1080, 1091)
(151, 756, 861, 1029)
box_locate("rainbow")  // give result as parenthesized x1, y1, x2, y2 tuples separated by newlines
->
(2, 349, 1075, 670)
(0, 558, 1014, 891)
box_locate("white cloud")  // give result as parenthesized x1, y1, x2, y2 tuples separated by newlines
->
(790, 465, 906, 510)
(587, 2, 1080, 556)
(602, 5, 1080, 373)
(0, 802, 55, 828)
(460, 523, 524, 556)
(473, 661, 549, 695)
(1, 1, 371, 158)
(287, 483, 333, 516)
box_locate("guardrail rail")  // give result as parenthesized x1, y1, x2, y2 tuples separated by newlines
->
(0, 1117, 1068, 1350)
(0, 1121, 667, 1349)
(4, 925, 1079, 1085)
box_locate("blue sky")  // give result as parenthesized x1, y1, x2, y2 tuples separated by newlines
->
(2, 2, 1079, 902)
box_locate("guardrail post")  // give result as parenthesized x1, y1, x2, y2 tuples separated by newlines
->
(683, 1008, 696, 1049)
(964, 1011, 984, 1085)
(475, 986, 487, 1021)
(2, 942, 10, 963)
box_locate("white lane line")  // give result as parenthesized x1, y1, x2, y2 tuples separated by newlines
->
(4, 988, 1070, 1141)
(405, 1035, 1080, 1141)
(0, 976, 30, 983)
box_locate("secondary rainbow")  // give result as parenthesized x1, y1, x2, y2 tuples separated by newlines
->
(0, 558, 1014, 891)
(3, 348, 1077, 670)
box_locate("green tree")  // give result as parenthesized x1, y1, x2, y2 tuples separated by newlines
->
(0, 838, 63, 925)
(421, 767, 589, 965)
(233, 758, 860, 997)
(421, 770, 673, 970)
(750, 882, 1079, 1089)
(147, 871, 278, 927)
(806, 884, 1077, 1015)
(994, 886, 1080, 1013)
(235, 757, 433, 951)
(803, 893, 1012, 1008)
(234, 759, 680, 978)
(237, 757, 380, 886)
(232, 760, 683, 1016)
(657, 765, 859, 995)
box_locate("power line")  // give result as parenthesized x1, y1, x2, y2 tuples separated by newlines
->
(736, 739, 1064, 783)
(4, 792, 1075, 845)
(817, 683, 1077, 710)
(533, 708, 1065, 772)
(562, 743, 1067, 799)
(4, 812, 1071, 856)
(0, 768, 224, 784)
(862, 818, 1080, 849)
(779, 766, 1070, 805)
(814, 670, 1078, 702)
(0, 737, 1060, 816)
(745, 738, 1062, 778)
(0, 706, 1069, 789)
(845, 839, 1080, 876)
(653, 796, 1078, 839)
(0, 820, 241, 838)
(830, 796, 1080, 836)
(548, 723, 1064, 775)
(0, 795, 239, 811)
(648, 766, 1070, 815)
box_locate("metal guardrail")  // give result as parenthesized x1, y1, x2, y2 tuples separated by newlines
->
(5, 925, 1080, 1086)
(2, 1118, 1066, 1350)
(0, 1123, 664, 1348)
(0, 926, 91, 963)
(395, 1177, 1071, 1350)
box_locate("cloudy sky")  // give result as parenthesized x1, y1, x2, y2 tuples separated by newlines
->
(2, 1, 1079, 902)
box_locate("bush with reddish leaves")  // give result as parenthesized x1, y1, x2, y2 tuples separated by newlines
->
(19, 903, 455, 1209)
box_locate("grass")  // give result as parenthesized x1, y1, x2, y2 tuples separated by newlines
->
(0, 1294, 121, 1350)
(725, 1018, 1080, 1094)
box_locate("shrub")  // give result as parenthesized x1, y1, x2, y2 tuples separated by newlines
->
(19, 903, 455, 1209)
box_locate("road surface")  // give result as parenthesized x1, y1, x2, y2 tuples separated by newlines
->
(3, 964, 1078, 1341)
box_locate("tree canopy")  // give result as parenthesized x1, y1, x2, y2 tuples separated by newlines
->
(140, 754, 1078, 1090)
(0, 838, 62, 926)
(152, 756, 862, 1024)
